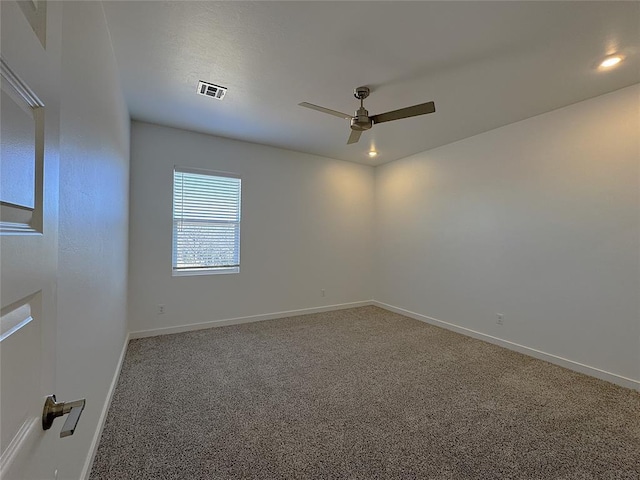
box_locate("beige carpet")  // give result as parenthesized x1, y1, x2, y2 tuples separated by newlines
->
(90, 306, 640, 479)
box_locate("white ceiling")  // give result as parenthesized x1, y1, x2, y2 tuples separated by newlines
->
(103, 1, 640, 166)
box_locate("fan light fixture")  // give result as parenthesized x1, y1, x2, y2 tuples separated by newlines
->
(599, 55, 623, 69)
(368, 151, 378, 158)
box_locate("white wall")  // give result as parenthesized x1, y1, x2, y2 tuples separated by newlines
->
(128, 122, 374, 334)
(57, 2, 130, 478)
(375, 84, 640, 387)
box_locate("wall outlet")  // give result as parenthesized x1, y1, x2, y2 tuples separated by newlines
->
(157, 304, 165, 315)
(496, 313, 504, 326)
(321, 289, 326, 297)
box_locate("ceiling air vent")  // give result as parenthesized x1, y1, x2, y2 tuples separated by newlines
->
(196, 81, 227, 100)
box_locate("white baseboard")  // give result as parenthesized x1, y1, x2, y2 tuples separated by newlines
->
(129, 301, 374, 339)
(80, 333, 130, 480)
(373, 301, 640, 392)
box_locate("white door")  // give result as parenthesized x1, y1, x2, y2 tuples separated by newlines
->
(1, 1, 64, 478)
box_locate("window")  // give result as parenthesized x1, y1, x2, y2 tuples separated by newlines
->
(172, 167, 241, 275)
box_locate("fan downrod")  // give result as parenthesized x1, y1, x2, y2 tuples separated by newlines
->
(351, 86, 373, 132)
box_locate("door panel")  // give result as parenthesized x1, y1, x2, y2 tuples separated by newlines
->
(1, 298, 40, 451)
(0, 1, 62, 478)
(0, 84, 37, 210)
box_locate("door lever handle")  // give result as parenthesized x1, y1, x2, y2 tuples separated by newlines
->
(42, 395, 86, 437)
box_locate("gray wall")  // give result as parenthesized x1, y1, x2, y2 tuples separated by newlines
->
(375, 85, 640, 387)
(128, 122, 374, 334)
(57, 2, 130, 477)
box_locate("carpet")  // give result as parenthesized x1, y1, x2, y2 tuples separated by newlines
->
(90, 306, 640, 479)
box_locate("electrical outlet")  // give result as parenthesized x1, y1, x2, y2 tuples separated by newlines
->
(321, 289, 326, 297)
(496, 313, 504, 326)
(158, 304, 165, 315)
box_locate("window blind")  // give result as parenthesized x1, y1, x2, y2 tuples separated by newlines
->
(172, 168, 241, 272)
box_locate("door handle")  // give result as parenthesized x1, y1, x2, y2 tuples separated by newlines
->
(42, 394, 86, 437)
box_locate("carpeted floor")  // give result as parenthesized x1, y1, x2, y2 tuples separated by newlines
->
(90, 306, 640, 479)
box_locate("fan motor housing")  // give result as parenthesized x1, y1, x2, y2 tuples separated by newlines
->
(351, 107, 372, 131)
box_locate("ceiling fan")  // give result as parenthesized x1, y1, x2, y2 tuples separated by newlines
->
(299, 86, 436, 145)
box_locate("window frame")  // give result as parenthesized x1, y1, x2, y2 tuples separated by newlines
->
(171, 166, 242, 277)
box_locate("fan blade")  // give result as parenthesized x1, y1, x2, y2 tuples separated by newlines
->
(347, 129, 362, 144)
(371, 101, 436, 124)
(298, 102, 352, 120)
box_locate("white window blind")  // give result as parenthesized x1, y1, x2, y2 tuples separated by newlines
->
(172, 168, 241, 274)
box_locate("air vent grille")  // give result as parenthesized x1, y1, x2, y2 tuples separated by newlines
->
(196, 81, 227, 100)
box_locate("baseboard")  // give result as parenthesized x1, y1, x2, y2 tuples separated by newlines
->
(373, 301, 640, 392)
(80, 332, 130, 480)
(129, 301, 374, 339)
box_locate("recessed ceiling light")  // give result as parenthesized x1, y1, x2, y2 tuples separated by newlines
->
(599, 55, 623, 69)
(368, 151, 378, 158)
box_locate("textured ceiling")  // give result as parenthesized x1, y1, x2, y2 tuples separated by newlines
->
(103, 1, 640, 166)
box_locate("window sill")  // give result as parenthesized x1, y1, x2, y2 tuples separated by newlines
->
(172, 267, 239, 277)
